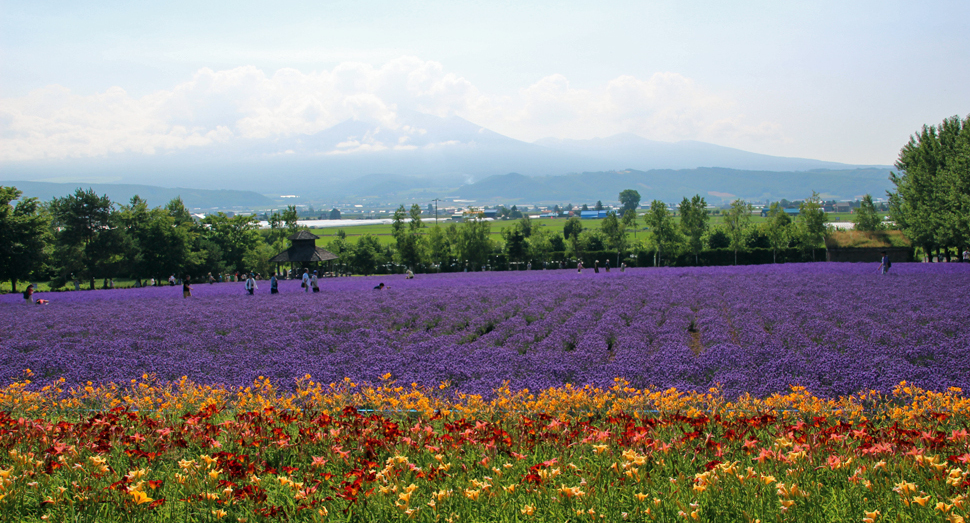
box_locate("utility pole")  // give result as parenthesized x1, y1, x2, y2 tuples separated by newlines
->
(432, 198, 441, 226)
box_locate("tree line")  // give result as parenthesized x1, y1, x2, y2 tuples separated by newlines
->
(0, 187, 305, 292)
(889, 114, 970, 261)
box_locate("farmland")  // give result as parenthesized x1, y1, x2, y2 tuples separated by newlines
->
(3, 263, 970, 522)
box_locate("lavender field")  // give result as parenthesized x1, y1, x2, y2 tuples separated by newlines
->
(2, 263, 969, 397)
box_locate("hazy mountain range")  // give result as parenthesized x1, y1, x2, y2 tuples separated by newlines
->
(0, 111, 894, 204)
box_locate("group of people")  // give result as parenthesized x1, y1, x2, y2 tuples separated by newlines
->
(576, 259, 627, 273)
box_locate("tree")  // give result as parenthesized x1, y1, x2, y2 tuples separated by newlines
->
(889, 115, 970, 260)
(200, 213, 262, 273)
(455, 216, 492, 269)
(643, 200, 679, 266)
(563, 216, 584, 255)
(679, 195, 708, 265)
(502, 221, 529, 264)
(581, 204, 589, 211)
(0, 187, 51, 291)
(764, 202, 792, 263)
(282, 205, 300, 237)
(409, 204, 424, 231)
(854, 194, 884, 232)
(329, 208, 341, 220)
(350, 235, 385, 275)
(50, 188, 115, 289)
(600, 211, 626, 252)
(622, 209, 638, 239)
(427, 225, 452, 269)
(594, 200, 604, 211)
(619, 189, 641, 213)
(723, 199, 751, 265)
(798, 192, 827, 261)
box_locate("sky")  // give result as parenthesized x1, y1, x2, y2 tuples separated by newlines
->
(0, 0, 968, 168)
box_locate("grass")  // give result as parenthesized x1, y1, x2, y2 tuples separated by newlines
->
(824, 230, 912, 249)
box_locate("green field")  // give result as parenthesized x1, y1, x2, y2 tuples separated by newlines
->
(309, 213, 860, 246)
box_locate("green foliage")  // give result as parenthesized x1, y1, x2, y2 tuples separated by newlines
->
(723, 199, 752, 265)
(706, 227, 730, 249)
(798, 191, 828, 260)
(350, 234, 386, 275)
(0, 186, 52, 291)
(49, 188, 115, 289)
(200, 213, 262, 273)
(599, 211, 627, 252)
(618, 189, 641, 213)
(889, 115, 970, 254)
(854, 194, 884, 232)
(643, 200, 680, 265)
(764, 202, 793, 262)
(679, 194, 708, 264)
(454, 216, 493, 268)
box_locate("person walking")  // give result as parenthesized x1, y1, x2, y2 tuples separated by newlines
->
(311, 270, 320, 293)
(594, 260, 600, 274)
(302, 269, 310, 293)
(183, 276, 193, 298)
(879, 251, 891, 274)
(604, 259, 611, 272)
(245, 273, 258, 295)
(23, 284, 35, 304)
(577, 260, 583, 273)
(270, 272, 279, 294)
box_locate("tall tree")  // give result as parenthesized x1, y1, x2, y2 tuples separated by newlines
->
(798, 192, 827, 261)
(563, 216, 584, 256)
(723, 199, 751, 265)
(618, 189, 642, 213)
(889, 115, 970, 260)
(0, 187, 51, 292)
(853, 194, 884, 232)
(50, 188, 115, 289)
(201, 213, 262, 273)
(600, 210, 627, 253)
(764, 202, 792, 263)
(643, 200, 679, 266)
(594, 200, 604, 211)
(455, 216, 492, 269)
(679, 195, 708, 265)
(622, 209, 638, 239)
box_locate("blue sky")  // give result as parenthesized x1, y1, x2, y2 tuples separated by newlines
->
(1, 0, 967, 166)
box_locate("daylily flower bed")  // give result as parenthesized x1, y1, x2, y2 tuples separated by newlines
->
(1, 377, 970, 522)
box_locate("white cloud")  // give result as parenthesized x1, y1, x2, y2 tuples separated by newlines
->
(0, 57, 782, 161)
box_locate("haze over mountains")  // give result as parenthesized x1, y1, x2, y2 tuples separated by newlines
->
(1, 111, 894, 205)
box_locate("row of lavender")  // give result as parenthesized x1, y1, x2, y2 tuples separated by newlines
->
(3, 263, 969, 397)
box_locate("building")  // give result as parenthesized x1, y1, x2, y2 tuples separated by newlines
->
(269, 230, 339, 271)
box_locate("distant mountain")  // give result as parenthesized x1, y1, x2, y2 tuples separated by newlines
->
(534, 134, 886, 172)
(0, 111, 890, 197)
(6, 181, 274, 210)
(453, 168, 894, 204)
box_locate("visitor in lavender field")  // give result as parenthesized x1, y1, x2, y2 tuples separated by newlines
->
(577, 261, 583, 272)
(405, 269, 414, 279)
(311, 270, 320, 293)
(620, 262, 627, 272)
(605, 259, 610, 272)
(245, 274, 258, 295)
(527, 262, 532, 270)
(374, 282, 386, 290)
(169, 274, 176, 286)
(594, 260, 600, 274)
(964, 248, 969, 262)
(270, 273, 279, 294)
(880, 251, 891, 274)
(23, 284, 34, 304)
(182, 277, 192, 298)
(208, 272, 215, 284)
(302, 269, 311, 292)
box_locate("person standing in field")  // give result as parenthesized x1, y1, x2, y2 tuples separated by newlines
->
(302, 269, 310, 293)
(23, 284, 34, 304)
(311, 270, 320, 293)
(182, 276, 193, 298)
(577, 261, 583, 273)
(880, 251, 891, 274)
(270, 272, 279, 294)
(245, 273, 258, 295)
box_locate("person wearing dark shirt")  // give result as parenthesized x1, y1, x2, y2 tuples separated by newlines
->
(183, 277, 193, 298)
